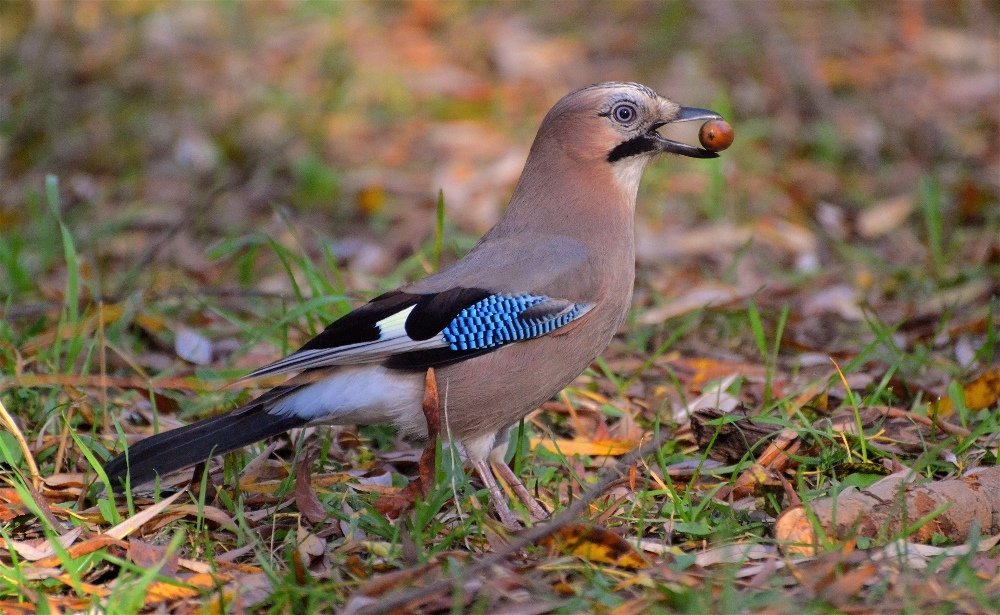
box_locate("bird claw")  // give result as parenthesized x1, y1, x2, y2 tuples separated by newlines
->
(492, 460, 549, 521)
(473, 459, 523, 530)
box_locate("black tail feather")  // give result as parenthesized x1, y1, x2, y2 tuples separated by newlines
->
(104, 399, 308, 490)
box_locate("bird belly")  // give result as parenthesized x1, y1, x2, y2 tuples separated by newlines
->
(269, 366, 425, 434)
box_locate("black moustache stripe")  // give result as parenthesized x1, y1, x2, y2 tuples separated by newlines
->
(606, 135, 657, 163)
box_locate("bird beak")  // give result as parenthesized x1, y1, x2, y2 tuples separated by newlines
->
(650, 106, 723, 159)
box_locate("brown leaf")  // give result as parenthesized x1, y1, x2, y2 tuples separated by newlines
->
(156, 504, 238, 533)
(373, 484, 420, 520)
(817, 562, 879, 605)
(857, 194, 914, 238)
(128, 537, 179, 577)
(294, 454, 328, 524)
(296, 524, 326, 570)
(35, 534, 125, 568)
(218, 572, 274, 613)
(41, 473, 89, 491)
(418, 368, 440, 495)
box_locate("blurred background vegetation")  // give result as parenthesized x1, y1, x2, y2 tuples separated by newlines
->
(3, 0, 995, 305)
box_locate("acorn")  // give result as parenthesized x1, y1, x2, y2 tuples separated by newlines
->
(698, 119, 734, 152)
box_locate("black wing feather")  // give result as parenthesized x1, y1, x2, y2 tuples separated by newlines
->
(296, 290, 419, 352)
(383, 346, 491, 370)
(103, 388, 306, 490)
(404, 287, 491, 340)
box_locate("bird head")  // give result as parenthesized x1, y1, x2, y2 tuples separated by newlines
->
(534, 82, 723, 197)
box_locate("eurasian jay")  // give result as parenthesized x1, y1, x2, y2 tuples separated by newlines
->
(105, 82, 725, 527)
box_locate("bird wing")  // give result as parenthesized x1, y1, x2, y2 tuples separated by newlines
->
(244, 287, 594, 378)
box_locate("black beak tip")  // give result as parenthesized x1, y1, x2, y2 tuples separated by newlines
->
(676, 106, 724, 123)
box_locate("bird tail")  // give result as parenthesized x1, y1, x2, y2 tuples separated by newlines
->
(103, 391, 308, 490)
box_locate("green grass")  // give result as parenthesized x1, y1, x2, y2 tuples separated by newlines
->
(1, 182, 997, 613)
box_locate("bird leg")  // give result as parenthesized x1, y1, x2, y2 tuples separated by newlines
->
(418, 369, 531, 529)
(472, 459, 522, 530)
(492, 460, 549, 520)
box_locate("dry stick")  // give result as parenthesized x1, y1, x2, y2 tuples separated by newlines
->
(877, 405, 972, 438)
(3, 373, 212, 392)
(355, 429, 672, 615)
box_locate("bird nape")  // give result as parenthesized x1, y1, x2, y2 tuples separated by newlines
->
(104, 82, 728, 529)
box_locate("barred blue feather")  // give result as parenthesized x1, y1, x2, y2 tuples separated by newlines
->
(442, 294, 586, 351)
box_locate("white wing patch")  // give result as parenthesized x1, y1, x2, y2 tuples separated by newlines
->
(375, 305, 414, 338)
(244, 305, 447, 379)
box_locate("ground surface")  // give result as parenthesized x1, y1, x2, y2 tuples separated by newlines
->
(1, 2, 999, 613)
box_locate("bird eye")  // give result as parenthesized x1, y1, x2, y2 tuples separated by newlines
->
(611, 103, 637, 124)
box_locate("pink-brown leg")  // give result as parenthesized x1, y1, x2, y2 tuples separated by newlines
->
(472, 459, 521, 530)
(492, 461, 549, 520)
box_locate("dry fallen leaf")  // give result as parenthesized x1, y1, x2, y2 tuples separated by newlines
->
(934, 367, 1000, 418)
(2, 527, 83, 562)
(34, 534, 125, 568)
(105, 491, 184, 540)
(128, 537, 180, 576)
(294, 455, 328, 524)
(539, 524, 649, 570)
(857, 194, 914, 238)
(530, 437, 638, 457)
(174, 326, 213, 365)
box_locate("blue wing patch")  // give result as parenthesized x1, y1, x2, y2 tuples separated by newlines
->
(442, 294, 589, 351)
(245, 289, 592, 377)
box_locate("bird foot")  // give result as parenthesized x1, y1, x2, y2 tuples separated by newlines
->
(472, 459, 523, 530)
(492, 460, 549, 521)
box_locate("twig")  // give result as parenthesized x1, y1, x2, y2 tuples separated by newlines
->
(354, 429, 671, 615)
(877, 405, 972, 439)
(2, 373, 213, 393)
(0, 397, 42, 490)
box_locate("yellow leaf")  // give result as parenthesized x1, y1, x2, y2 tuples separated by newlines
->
(145, 573, 224, 604)
(133, 311, 168, 334)
(356, 185, 386, 216)
(540, 524, 649, 569)
(56, 574, 110, 597)
(530, 437, 637, 457)
(934, 368, 1000, 417)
